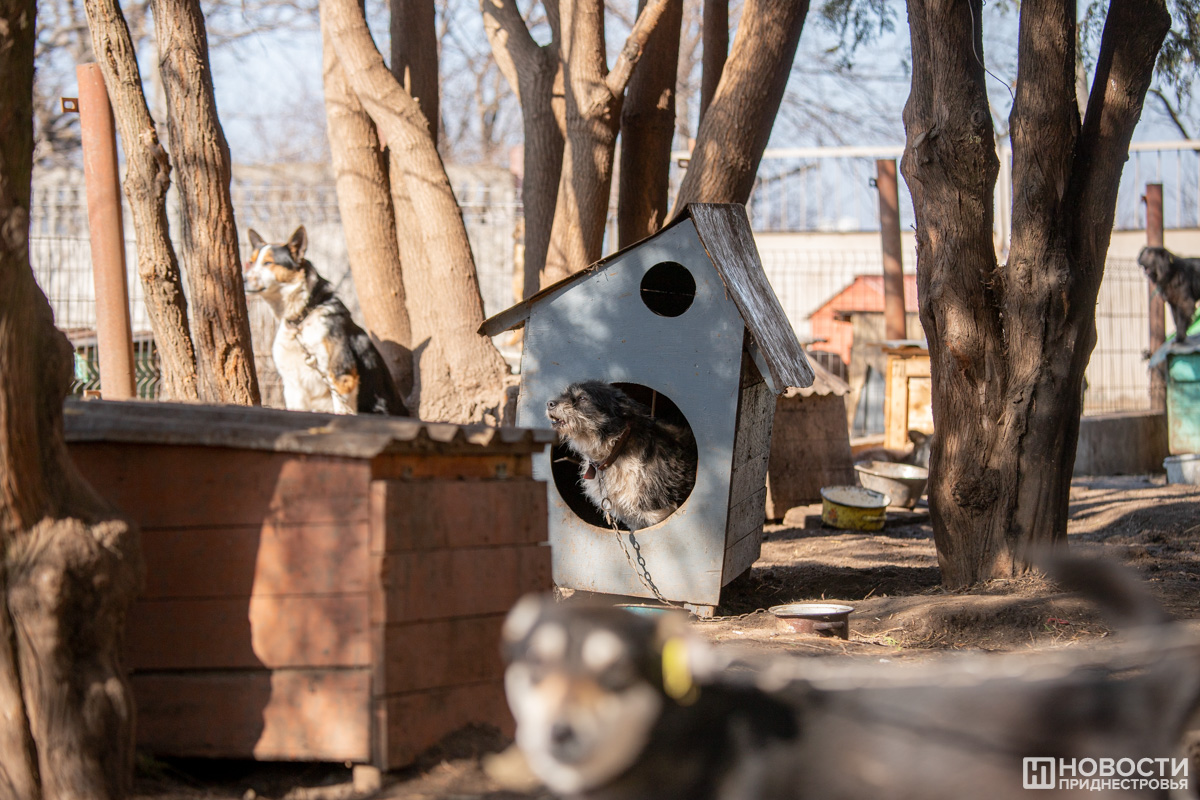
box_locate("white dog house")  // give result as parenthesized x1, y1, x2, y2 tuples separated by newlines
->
(480, 204, 813, 613)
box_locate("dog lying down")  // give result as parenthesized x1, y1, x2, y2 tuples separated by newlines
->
(502, 560, 1200, 800)
(546, 381, 697, 530)
(243, 226, 407, 416)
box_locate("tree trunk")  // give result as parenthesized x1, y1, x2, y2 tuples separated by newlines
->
(323, 0, 509, 423)
(542, 0, 674, 285)
(901, 0, 1169, 586)
(321, 11, 415, 399)
(0, 0, 143, 794)
(481, 0, 564, 299)
(152, 0, 260, 405)
(390, 0, 439, 139)
(81, 0, 200, 401)
(699, 0, 726, 121)
(672, 0, 809, 211)
(617, 0, 682, 247)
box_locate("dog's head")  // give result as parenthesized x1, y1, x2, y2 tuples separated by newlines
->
(243, 226, 309, 299)
(502, 595, 694, 795)
(546, 382, 643, 448)
(1138, 246, 1172, 285)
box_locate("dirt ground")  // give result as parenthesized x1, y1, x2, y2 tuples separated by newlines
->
(132, 474, 1200, 800)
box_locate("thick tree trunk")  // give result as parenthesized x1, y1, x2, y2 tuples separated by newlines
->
(671, 0, 809, 210)
(390, 0, 439, 138)
(901, 0, 1169, 587)
(0, 1, 143, 795)
(481, 0, 564, 298)
(321, 13, 414, 399)
(152, 0, 260, 405)
(617, 0, 682, 247)
(699, 0, 726, 121)
(81, 0, 200, 401)
(323, 0, 509, 423)
(542, 0, 674, 284)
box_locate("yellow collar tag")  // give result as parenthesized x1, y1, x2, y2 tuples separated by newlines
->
(661, 637, 699, 705)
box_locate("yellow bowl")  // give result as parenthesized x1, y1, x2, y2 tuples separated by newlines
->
(820, 485, 890, 531)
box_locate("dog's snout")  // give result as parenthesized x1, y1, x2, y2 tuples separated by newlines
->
(547, 399, 557, 410)
(550, 721, 576, 747)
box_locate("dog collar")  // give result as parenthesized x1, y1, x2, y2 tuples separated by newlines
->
(583, 422, 633, 480)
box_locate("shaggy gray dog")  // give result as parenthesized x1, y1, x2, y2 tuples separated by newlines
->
(546, 381, 697, 530)
(1138, 246, 1200, 342)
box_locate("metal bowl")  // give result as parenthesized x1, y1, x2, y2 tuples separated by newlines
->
(819, 485, 890, 530)
(769, 603, 855, 639)
(854, 461, 929, 509)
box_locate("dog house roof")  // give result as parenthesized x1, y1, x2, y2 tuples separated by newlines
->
(64, 399, 554, 458)
(480, 203, 814, 392)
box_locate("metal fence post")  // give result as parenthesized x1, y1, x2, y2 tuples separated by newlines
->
(876, 159, 906, 341)
(1146, 183, 1165, 413)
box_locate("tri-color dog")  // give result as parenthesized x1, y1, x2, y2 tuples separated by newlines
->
(545, 382, 697, 529)
(1138, 246, 1200, 342)
(243, 226, 407, 416)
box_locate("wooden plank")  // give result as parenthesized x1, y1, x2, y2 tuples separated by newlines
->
(377, 681, 513, 770)
(133, 669, 371, 762)
(376, 544, 552, 624)
(370, 480, 548, 553)
(140, 520, 369, 599)
(728, 452, 769, 508)
(370, 453, 534, 480)
(885, 356, 910, 450)
(69, 443, 371, 528)
(377, 615, 507, 694)
(724, 485, 768, 549)
(722, 527, 762, 585)
(126, 596, 370, 670)
(730, 362, 776, 470)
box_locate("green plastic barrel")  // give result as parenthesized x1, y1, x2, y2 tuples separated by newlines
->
(1167, 352, 1200, 454)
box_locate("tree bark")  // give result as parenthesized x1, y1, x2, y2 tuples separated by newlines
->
(0, 0, 143, 794)
(481, 0, 565, 298)
(81, 0, 200, 401)
(617, 0, 682, 247)
(152, 0, 260, 405)
(542, 0, 674, 284)
(321, 12, 415, 399)
(390, 0, 439, 139)
(699, 0, 726, 122)
(901, 0, 1169, 586)
(323, 0, 509, 423)
(672, 0, 809, 211)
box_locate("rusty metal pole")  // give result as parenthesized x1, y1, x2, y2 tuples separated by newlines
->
(876, 159, 907, 341)
(1146, 183, 1166, 412)
(78, 63, 136, 400)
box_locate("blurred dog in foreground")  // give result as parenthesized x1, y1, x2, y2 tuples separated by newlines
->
(243, 226, 407, 416)
(502, 560, 1200, 799)
(546, 381, 697, 529)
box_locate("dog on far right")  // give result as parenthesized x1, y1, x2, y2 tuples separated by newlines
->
(1137, 246, 1200, 342)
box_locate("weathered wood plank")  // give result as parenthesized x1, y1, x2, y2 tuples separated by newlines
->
(724, 485, 768, 551)
(375, 544, 552, 624)
(133, 669, 371, 762)
(70, 443, 372, 527)
(140, 521, 369, 599)
(370, 480, 548, 553)
(376, 681, 512, 770)
(722, 527, 762, 586)
(370, 453, 534, 480)
(376, 615, 506, 694)
(126, 596, 370, 670)
(730, 361, 776, 470)
(765, 393, 856, 515)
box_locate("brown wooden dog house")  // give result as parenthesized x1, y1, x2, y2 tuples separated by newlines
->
(64, 399, 553, 769)
(479, 204, 813, 614)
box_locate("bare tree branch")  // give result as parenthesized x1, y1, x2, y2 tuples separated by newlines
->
(606, 0, 674, 95)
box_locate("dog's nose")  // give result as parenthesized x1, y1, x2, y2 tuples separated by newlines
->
(550, 721, 575, 747)
(546, 400, 557, 410)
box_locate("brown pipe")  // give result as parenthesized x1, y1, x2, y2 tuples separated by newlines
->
(1146, 183, 1165, 412)
(877, 159, 907, 341)
(78, 63, 136, 400)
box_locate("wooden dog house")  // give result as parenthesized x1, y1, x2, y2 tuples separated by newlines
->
(479, 204, 813, 613)
(65, 399, 553, 770)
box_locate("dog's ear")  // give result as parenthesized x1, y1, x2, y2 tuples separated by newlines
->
(248, 229, 266, 251)
(287, 226, 308, 263)
(908, 430, 927, 445)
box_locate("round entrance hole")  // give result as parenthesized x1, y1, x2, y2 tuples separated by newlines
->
(640, 261, 696, 317)
(550, 383, 698, 531)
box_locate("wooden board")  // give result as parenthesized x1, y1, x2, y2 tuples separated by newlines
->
(765, 393, 856, 515)
(370, 480, 548, 553)
(376, 615, 506, 694)
(140, 521, 369, 599)
(126, 595, 370, 670)
(134, 669, 371, 762)
(370, 453, 534, 480)
(69, 443, 372, 528)
(375, 681, 512, 770)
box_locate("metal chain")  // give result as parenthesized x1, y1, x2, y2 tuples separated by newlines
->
(597, 471, 682, 609)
